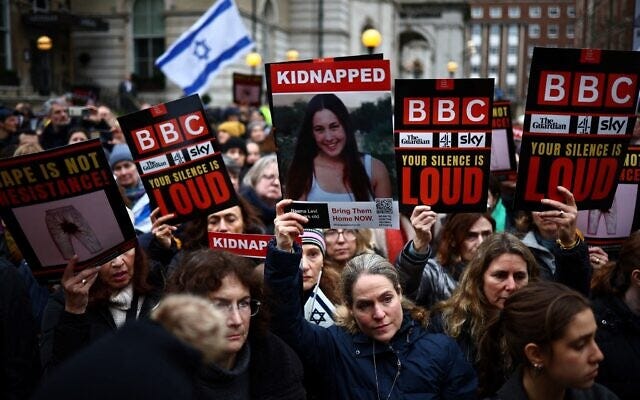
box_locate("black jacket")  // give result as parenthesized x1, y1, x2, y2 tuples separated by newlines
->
(592, 295, 640, 400)
(40, 287, 160, 372)
(0, 258, 40, 400)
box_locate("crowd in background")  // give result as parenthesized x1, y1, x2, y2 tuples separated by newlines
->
(0, 92, 638, 400)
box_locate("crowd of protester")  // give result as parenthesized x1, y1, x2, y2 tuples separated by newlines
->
(0, 94, 638, 400)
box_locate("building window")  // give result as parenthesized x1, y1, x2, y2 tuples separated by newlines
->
(32, 0, 49, 12)
(529, 6, 541, 18)
(508, 6, 520, 18)
(471, 7, 483, 18)
(548, 24, 559, 39)
(567, 6, 576, 18)
(489, 7, 502, 18)
(528, 24, 540, 38)
(567, 24, 575, 38)
(548, 6, 560, 18)
(471, 24, 482, 36)
(133, 0, 165, 89)
(528, 45, 535, 58)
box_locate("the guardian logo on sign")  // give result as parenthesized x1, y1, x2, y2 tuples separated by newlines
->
(398, 132, 433, 148)
(140, 154, 170, 174)
(529, 114, 571, 133)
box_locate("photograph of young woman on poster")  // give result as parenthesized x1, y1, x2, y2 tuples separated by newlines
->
(285, 93, 392, 202)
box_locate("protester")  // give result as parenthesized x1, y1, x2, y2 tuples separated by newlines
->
(0, 254, 41, 399)
(590, 231, 640, 399)
(323, 228, 374, 273)
(429, 232, 539, 395)
(285, 93, 392, 201)
(109, 143, 152, 234)
(33, 294, 227, 400)
(245, 140, 262, 168)
(166, 249, 306, 399)
(40, 245, 161, 371)
(66, 126, 89, 144)
(240, 154, 281, 233)
(396, 207, 495, 309)
(39, 99, 71, 150)
(299, 229, 340, 327)
(264, 200, 478, 399)
(520, 186, 592, 296)
(480, 281, 617, 400)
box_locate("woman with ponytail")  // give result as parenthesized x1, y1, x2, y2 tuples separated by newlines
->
(479, 281, 617, 400)
(590, 231, 640, 400)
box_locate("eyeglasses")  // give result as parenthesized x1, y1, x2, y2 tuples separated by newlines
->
(259, 174, 279, 182)
(324, 229, 357, 242)
(211, 298, 261, 317)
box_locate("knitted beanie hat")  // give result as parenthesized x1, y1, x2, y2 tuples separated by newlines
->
(217, 121, 245, 137)
(301, 229, 326, 255)
(109, 143, 134, 168)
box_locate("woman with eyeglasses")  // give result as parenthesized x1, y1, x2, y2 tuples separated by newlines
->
(323, 228, 374, 273)
(40, 244, 161, 372)
(264, 200, 477, 399)
(165, 248, 305, 399)
(396, 208, 495, 309)
(239, 154, 282, 234)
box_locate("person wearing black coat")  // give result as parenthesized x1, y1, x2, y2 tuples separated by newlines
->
(0, 256, 41, 400)
(590, 231, 640, 400)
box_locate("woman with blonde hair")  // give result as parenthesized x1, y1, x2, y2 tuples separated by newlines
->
(264, 200, 477, 399)
(429, 232, 539, 395)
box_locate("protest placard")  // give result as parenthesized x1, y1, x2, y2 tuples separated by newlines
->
(576, 146, 640, 250)
(490, 101, 517, 182)
(394, 78, 494, 213)
(117, 95, 237, 224)
(209, 231, 301, 258)
(0, 139, 136, 279)
(266, 56, 399, 228)
(515, 47, 640, 210)
(233, 72, 262, 106)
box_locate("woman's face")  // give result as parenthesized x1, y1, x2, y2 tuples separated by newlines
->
(98, 247, 136, 290)
(482, 253, 529, 309)
(68, 131, 88, 144)
(324, 229, 358, 263)
(350, 274, 403, 343)
(312, 109, 346, 158)
(208, 274, 252, 360)
(542, 308, 604, 389)
(207, 206, 244, 233)
(459, 217, 493, 262)
(246, 142, 261, 165)
(224, 148, 246, 167)
(254, 162, 282, 202)
(113, 161, 140, 189)
(532, 212, 558, 238)
(302, 244, 324, 291)
(250, 126, 266, 143)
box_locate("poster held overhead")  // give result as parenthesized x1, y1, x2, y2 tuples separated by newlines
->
(117, 95, 238, 225)
(394, 78, 494, 213)
(514, 47, 640, 211)
(490, 101, 518, 182)
(233, 72, 262, 107)
(266, 56, 399, 228)
(0, 139, 136, 279)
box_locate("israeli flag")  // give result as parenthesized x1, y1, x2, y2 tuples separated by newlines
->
(155, 0, 254, 95)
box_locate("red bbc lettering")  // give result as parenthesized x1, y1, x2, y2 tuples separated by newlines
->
(434, 98, 459, 125)
(178, 112, 209, 138)
(461, 98, 489, 125)
(403, 98, 430, 125)
(154, 119, 183, 147)
(538, 71, 637, 108)
(132, 126, 160, 154)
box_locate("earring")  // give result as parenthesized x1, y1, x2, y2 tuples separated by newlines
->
(532, 363, 543, 376)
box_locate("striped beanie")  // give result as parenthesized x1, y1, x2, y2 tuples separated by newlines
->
(301, 229, 326, 255)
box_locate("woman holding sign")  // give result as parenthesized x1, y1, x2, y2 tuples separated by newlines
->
(286, 93, 392, 201)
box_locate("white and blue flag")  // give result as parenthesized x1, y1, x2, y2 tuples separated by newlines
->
(155, 0, 253, 95)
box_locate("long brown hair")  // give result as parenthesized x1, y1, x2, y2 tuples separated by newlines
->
(591, 231, 640, 297)
(286, 94, 373, 201)
(436, 213, 495, 270)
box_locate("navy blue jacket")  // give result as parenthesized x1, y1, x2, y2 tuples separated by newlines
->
(265, 241, 477, 399)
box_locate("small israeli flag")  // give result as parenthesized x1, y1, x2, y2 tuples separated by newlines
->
(304, 286, 336, 328)
(155, 0, 254, 95)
